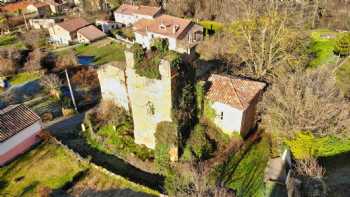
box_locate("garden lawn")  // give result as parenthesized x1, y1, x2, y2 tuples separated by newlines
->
(309, 29, 338, 68)
(9, 71, 42, 86)
(336, 57, 350, 97)
(0, 142, 86, 197)
(69, 168, 159, 196)
(75, 41, 125, 65)
(219, 136, 270, 197)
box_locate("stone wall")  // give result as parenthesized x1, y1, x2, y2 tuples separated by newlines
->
(125, 51, 173, 149)
(97, 63, 129, 111)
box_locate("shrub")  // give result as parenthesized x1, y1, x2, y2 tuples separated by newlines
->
(131, 43, 144, 65)
(154, 122, 178, 174)
(334, 33, 350, 57)
(154, 144, 172, 175)
(155, 121, 178, 146)
(187, 124, 214, 160)
(152, 38, 169, 55)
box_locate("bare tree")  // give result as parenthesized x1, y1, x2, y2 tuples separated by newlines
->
(167, 161, 235, 197)
(260, 65, 350, 138)
(295, 157, 326, 178)
(40, 74, 62, 99)
(55, 51, 78, 71)
(0, 57, 15, 77)
(224, 0, 308, 81)
(24, 49, 44, 71)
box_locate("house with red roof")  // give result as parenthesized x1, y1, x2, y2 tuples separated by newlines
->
(205, 74, 266, 136)
(133, 14, 203, 53)
(114, 4, 162, 26)
(49, 17, 106, 45)
(113, 4, 203, 53)
(26, 2, 51, 17)
(0, 104, 42, 166)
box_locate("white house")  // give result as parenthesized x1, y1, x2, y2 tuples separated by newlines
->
(206, 74, 266, 136)
(29, 18, 56, 29)
(0, 104, 42, 166)
(49, 17, 90, 45)
(133, 14, 203, 53)
(114, 4, 162, 27)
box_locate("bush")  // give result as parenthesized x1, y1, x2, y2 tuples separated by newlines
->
(334, 33, 350, 57)
(154, 144, 172, 175)
(131, 43, 145, 65)
(285, 132, 350, 159)
(152, 38, 169, 55)
(187, 124, 214, 160)
(154, 122, 178, 174)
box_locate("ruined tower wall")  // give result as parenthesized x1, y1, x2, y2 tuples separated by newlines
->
(125, 51, 173, 149)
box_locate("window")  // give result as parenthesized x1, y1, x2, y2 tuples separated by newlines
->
(146, 101, 155, 115)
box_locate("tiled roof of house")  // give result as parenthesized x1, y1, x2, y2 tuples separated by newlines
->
(31, 2, 50, 8)
(57, 18, 90, 33)
(206, 74, 266, 110)
(1, 1, 32, 12)
(77, 25, 106, 41)
(133, 14, 192, 39)
(0, 104, 41, 143)
(115, 4, 161, 17)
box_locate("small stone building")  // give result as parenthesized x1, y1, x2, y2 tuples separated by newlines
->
(206, 74, 266, 136)
(0, 104, 42, 166)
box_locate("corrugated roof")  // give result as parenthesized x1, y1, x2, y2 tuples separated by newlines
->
(77, 25, 106, 41)
(115, 4, 161, 17)
(133, 14, 192, 39)
(206, 74, 266, 110)
(57, 18, 90, 33)
(0, 104, 41, 143)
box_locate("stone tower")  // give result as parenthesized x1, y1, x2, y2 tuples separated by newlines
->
(125, 51, 174, 149)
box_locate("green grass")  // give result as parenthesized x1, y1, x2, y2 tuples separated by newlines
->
(85, 123, 154, 161)
(9, 71, 42, 86)
(70, 168, 159, 196)
(0, 34, 26, 49)
(75, 41, 125, 65)
(308, 29, 338, 68)
(0, 142, 86, 197)
(198, 20, 224, 34)
(218, 136, 270, 197)
(285, 132, 350, 159)
(336, 58, 350, 97)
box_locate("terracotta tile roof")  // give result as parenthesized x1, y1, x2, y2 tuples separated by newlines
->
(115, 4, 161, 17)
(0, 104, 41, 143)
(206, 74, 266, 110)
(133, 14, 192, 38)
(57, 18, 90, 33)
(1, 1, 32, 12)
(32, 2, 50, 8)
(77, 25, 106, 41)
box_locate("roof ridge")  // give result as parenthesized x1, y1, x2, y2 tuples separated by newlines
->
(228, 78, 245, 109)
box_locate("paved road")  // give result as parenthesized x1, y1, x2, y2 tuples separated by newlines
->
(45, 114, 165, 193)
